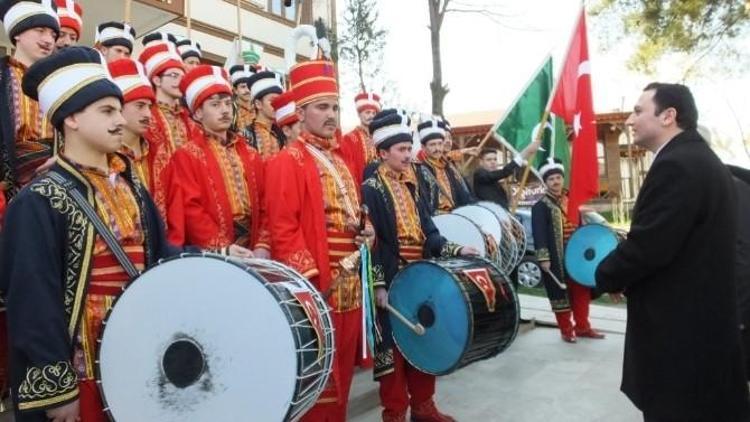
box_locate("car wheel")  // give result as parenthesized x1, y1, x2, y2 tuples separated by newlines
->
(517, 258, 542, 288)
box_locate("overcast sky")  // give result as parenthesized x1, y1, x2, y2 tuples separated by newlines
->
(335, 0, 750, 167)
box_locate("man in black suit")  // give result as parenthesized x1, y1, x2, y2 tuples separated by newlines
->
(596, 83, 749, 422)
(472, 140, 541, 208)
(729, 164, 750, 381)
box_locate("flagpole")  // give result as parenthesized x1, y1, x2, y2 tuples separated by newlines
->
(186, 0, 192, 38)
(124, 0, 131, 23)
(462, 54, 553, 172)
(236, 0, 243, 63)
(510, 3, 585, 213)
(510, 110, 549, 213)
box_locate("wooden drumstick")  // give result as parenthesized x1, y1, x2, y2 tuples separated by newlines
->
(359, 204, 369, 232)
(543, 269, 567, 290)
(386, 304, 426, 336)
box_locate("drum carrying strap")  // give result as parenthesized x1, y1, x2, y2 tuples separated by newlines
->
(431, 175, 455, 209)
(48, 171, 141, 280)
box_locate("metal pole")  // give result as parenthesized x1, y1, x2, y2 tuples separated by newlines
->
(186, 0, 192, 38)
(236, 0, 243, 63)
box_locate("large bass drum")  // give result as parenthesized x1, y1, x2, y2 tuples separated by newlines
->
(565, 224, 619, 287)
(432, 213, 497, 262)
(452, 204, 515, 274)
(388, 257, 519, 375)
(478, 201, 527, 270)
(96, 254, 334, 421)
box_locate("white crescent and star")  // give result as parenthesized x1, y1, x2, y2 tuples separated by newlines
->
(574, 112, 582, 137)
(577, 60, 591, 78)
(531, 120, 555, 147)
(573, 60, 590, 137)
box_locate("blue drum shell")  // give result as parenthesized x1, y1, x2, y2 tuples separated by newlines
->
(564, 224, 619, 287)
(388, 257, 519, 376)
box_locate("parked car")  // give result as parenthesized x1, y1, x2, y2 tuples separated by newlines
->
(512, 207, 625, 289)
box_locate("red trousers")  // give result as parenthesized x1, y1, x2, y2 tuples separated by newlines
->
(554, 280, 592, 335)
(301, 307, 362, 422)
(79, 379, 107, 422)
(378, 348, 435, 418)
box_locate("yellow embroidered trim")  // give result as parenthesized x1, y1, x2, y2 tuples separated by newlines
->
(17, 388, 79, 411)
(58, 159, 97, 338)
(17, 361, 79, 410)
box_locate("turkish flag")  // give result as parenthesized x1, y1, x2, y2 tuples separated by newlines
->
(551, 9, 598, 224)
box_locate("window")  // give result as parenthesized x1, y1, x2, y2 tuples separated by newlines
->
(270, 0, 281, 14)
(285, 0, 297, 21)
(268, 0, 296, 21)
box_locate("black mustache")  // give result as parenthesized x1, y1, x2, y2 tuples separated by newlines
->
(138, 118, 151, 125)
(108, 128, 123, 135)
(324, 119, 337, 126)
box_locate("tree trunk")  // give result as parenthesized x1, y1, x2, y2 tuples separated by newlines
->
(357, 54, 367, 92)
(428, 0, 448, 116)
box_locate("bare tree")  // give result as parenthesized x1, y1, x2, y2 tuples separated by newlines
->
(427, 0, 515, 116)
(427, 0, 449, 117)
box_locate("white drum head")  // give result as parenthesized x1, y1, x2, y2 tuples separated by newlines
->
(477, 201, 511, 224)
(98, 256, 298, 421)
(432, 214, 487, 257)
(453, 205, 503, 245)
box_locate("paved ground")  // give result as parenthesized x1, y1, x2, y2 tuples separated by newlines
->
(348, 294, 641, 422)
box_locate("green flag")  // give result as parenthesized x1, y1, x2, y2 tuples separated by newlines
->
(494, 56, 569, 179)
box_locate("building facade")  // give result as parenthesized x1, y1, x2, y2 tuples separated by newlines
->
(1, 0, 336, 72)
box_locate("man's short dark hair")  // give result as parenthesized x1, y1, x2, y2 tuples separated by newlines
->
(479, 148, 497, 159)
(644, 82, 698, 131)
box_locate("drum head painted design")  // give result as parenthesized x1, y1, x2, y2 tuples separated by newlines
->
(97, 256, 298, 421)
(432, 214, 487, 257)
(564, 224, 618, 287)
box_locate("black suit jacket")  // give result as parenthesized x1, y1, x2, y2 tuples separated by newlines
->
(730, 167, 750, 327)
(473, 161, 519, 208)
(596, 130, 749, 420)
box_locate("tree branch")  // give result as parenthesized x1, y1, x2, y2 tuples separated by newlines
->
(444, 7, 546, 31)
(439, 0, 450, 17)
